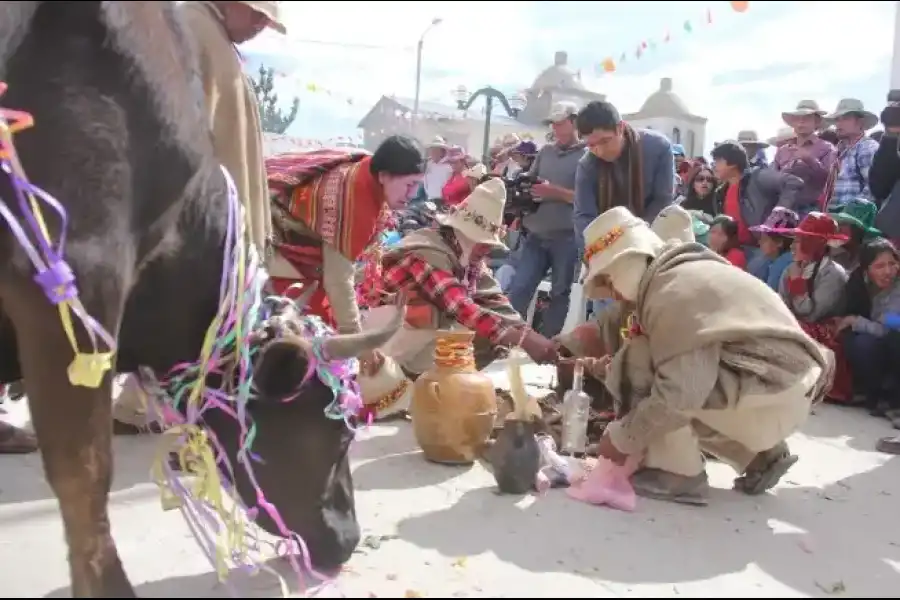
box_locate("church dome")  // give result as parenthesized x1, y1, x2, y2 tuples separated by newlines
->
(530, 51, 585, 91)
(636, 78, 690, 118)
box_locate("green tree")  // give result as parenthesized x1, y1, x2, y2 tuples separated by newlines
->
(249, 64, 299, 134)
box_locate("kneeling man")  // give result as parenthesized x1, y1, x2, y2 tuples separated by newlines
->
(581, 206, 834, 505)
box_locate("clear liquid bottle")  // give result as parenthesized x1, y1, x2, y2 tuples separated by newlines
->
(561, 359, 591, 456)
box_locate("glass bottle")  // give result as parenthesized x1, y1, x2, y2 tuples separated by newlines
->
(561, 359, 591, 456)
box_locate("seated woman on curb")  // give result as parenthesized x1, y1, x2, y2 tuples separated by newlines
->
(775, 213, 852, 403)
(572, 206, 832, 506)
(359, 178, 559, 380)
(838, 238, 900, 420)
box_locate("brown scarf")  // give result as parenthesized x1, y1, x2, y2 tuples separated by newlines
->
(597, 123, 645, 217)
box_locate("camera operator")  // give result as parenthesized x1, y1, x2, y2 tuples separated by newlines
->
(871, 92, 900, 243)
(506, 102, 586, 337)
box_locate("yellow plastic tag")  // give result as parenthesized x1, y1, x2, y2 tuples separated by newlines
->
(67, 352, 113, 388)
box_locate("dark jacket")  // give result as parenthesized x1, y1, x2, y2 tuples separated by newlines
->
(713, 167, 803, 230)
(870, 134, 900, 240)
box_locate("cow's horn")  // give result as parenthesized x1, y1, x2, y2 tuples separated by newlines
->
(291, 281, 319, 312)
(322, 293, 407, 360)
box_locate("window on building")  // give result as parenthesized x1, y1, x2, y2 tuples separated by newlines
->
(687, 130, 696, 157)
(672, 127, 682, 144)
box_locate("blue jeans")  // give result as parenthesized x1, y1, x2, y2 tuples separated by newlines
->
(843, 330, 900, 408)
(507, 233, 579, 337)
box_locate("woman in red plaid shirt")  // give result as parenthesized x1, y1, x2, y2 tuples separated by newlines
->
(360, 178, 559, 376)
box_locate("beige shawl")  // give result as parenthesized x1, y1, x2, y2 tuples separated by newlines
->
(636, 242, 834, 402)
(179, 1, 271, 255)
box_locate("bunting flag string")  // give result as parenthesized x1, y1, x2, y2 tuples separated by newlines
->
(596, 1, 750, 76)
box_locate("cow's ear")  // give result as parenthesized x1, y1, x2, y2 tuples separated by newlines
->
(254, 337, 309, 400)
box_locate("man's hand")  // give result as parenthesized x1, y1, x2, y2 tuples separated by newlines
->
(583, 355, 612, 381)
(836, 315, 857, 332)
(531, 181, 555, 198)
(359, 349, 385, 377)
(595, 431, 629, 466)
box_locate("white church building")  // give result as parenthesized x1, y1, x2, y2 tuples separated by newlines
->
(356, 51, 707, 156)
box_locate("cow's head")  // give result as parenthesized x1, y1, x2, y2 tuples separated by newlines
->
(202, 285, 405, 571)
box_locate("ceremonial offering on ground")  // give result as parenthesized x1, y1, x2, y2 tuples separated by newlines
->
(411, 330, 497, 465)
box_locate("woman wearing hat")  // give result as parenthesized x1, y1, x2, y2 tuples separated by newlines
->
(771, 212, 852, 402)
(439, 147, 475, 207)
(736, 130, 769, 169)
(572, 206, 832, 505)
(828, 197, 882, 272)
(772, 100, 836, 215)
(359, 178, 559, 384)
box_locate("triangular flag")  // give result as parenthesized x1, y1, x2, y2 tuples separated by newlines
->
(650, 40, 657, 51)
(664, 30, 671, 42)
(641, 40, 648, 49)
(602, 57, 616, 73)
(620, 52, 627, 63)
(635, 45, 643, 59)
(707, 8, 713, 24)
(306, 82, 318, 92)
(684, 20, 693, 33)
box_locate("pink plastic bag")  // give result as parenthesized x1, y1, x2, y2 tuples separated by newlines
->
(567, 456, 640, 512)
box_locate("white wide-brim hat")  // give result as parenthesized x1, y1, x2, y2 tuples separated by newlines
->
(436, 177, 507, 247)
(463, 163, 487, 179)
(427, 136, 449, 149)
(582, 206, 665, 298)
(358, 356, 412, 420)
(651, 204, 695, 244)
(825, 98, 878, 131)
(237, 0, 287, 34)
(768, 126, 796, 146)
(737, 129, 769, 149)
(781, 99, 826, 126)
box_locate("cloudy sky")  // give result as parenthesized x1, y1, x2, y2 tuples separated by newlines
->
(242, 0, 896, 151)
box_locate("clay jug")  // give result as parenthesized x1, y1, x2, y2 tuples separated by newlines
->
(411, 330, 497, 465)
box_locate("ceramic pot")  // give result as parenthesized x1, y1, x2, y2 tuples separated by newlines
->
(411, 330, 497, 465)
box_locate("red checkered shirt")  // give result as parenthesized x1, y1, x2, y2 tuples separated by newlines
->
(376, 254, 513, 343)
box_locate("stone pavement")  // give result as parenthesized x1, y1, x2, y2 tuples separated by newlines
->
(1, 362, 899, 598)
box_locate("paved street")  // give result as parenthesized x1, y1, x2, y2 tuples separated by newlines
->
(1, 363, 899, 598)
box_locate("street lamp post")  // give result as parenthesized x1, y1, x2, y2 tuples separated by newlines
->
(454, 86, 527, 165)
(412, 17, 443, 137)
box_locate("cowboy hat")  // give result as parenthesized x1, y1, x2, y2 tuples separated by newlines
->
(829, 197, 882, 238)
(749, 206, 800, 235)
(736, 130, 769, 149)
(427, 136, 449, 149)
(767, 126, 796, 147)
(358, 356, 412, 421)
(651, 204, 695, 244)
(543, 101, 579, 125)
(781, 100, 826, 126)
(436, 178, 507, 247)
(581, 207, 665, 298)
(825, 98, 878, 131)
(766, 211, 848, 242)
(445, 145, 466, 162)
(463, 163, 488, 179)
(237, 0, 287, 34)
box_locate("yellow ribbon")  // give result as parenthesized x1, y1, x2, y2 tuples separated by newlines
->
(0, 118, 113, 388)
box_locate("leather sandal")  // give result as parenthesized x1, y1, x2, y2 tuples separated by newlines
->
(734, 446, 798, 495)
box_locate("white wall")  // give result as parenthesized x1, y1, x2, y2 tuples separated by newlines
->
(627, 116, 706, 157)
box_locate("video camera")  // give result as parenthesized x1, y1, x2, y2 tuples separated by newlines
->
(881, 89, 900, 130)
(502, 172, 541, 224)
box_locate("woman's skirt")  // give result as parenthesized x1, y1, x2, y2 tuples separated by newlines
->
(798, 318, 852, 403)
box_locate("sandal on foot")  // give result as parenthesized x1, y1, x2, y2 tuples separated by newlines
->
(734, 449, 798, 495)
(0, 421, 38, 454)
(632, 468, 710, 506)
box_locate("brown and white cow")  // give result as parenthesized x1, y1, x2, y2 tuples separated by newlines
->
(0, 1, 397, 596)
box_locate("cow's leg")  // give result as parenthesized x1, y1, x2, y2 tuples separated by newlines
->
(3, 283, 135, 598)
